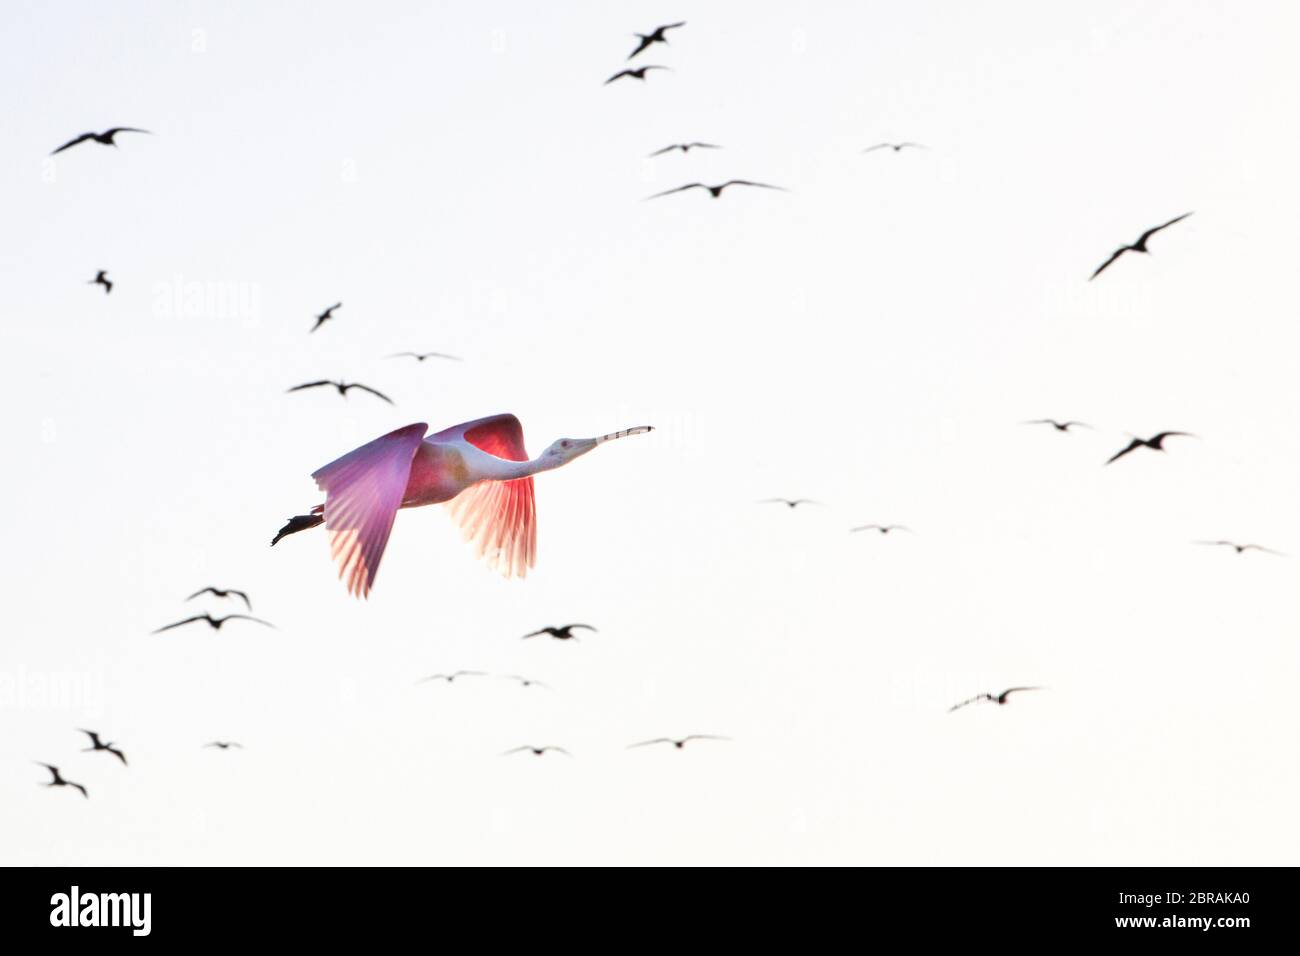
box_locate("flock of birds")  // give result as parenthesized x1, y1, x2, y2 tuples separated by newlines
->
(30, 18, 1282, 806)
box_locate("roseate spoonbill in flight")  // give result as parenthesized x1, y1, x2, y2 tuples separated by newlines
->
(271, 415, 652, 598)
(1023, 419, 1091, 432)
(1194, 540, 1285, 556)
(523, 624, 595, 641)
(89, 270, 112, 294)
(1104, 431, 1195, 465)
(78, 730, 127, 765)
(605, 65, 670, 85)
(310, 302, 342, 333)
(503, 745, 571, 758)
(1089, 212, 1193, 280)
(628, 735, 730, 750)
(287, 380, 393, 405)
(649, 142, 721, 157)
(51, 127, 150, 155)
(35, 763, 88, 797)
(648, 180, 785, 200)
(948, 687, 1042, 712)
(151, 612, 274, 633)
(627, 21, 685, 59)
(186, 586, 252, 611)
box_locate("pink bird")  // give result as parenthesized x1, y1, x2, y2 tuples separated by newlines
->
(272, 414, 652, 598)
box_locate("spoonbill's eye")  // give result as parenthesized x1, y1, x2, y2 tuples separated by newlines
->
(561, 441, 570, 448)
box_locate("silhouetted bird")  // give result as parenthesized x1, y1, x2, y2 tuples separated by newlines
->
(605, 65, 670, 85)
(1104, 431, 1195, 466)
(503, 745, 571, 757)
(186, 587, 252, 611)
(287, 380, 393, 404)
(649, 142, 721, 157)
(88, 270, 113, 295)
(628, 735, 730, 750)
(949, 687, 1042, 712)
(503, 674, 550, 689)
(863, 142, 925, 153)
(387, 351, 461, 362)
(1024, 419, 1091, 432)
(152, 613, 274, 634)
(523, 624, 595, 641)
(204, 741, 243, 750)
(271, 511, 325, 545)
(627, 21, 685, 59)
(1089, 212, 1193, 280)
(78, 730, 127, 766)
(35, 763, 88, 797)
(850, 524, 910, 535)
(648, 180, 785, 200)
(309, 302, 341, 333)
(51, 127, 150, 155)
(1194, 540, 1285, 556)
(416, 670, 488, 684)
(761, 498, 819, 509)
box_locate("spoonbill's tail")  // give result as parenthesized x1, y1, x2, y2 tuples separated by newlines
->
(594, 425, 653, 445)
(271, 505, 325, 546)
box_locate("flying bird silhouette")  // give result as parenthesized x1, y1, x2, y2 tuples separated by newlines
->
(627, 21, 685, 59)
(185, 587, 252, 611)
(387, 351, 461, 363)
(271, 416, 652, 597)
(204, 741, 243, 750)
(849, 524, 910, 535)
(35, 763, 88, 797)
(648, 180, 785, 200)
(287, 380, 394, 405)
(523, 624, 596, 641)
(628, 735, 730, 750)
(648, 142, 720, 157)
(948, 687, 1043, 712)
(78, 730, 127, 765)
(88, 270, 112, 294)
(761, 498, 819, 509)
(1023, 419, 1091, 432)
(1194, 540, 1285, 556)
(503, 674, 550, 689)
(51, 127, 151, 155)
(1089, 212, 1193, 280)
(152, 613, 274, 634)
(862, 142, 925, 153)
(605, 65, 670, 85)
(309, 302, 342, 333)
(503, 745, 571, 757)
(416, 670, 488, 684)
(1104, 431, 1195, 466)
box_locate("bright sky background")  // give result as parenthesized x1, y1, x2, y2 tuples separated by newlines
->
(2, 0, 1298, 865)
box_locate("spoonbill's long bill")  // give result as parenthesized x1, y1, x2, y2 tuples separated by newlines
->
(273, 414, 652, 598)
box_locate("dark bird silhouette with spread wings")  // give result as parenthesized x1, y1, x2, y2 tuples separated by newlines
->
(287, 380, 394, 404)
(523, 624, 595, 641)
(605, 65, 670, 85)
(648, 180, 785, 200)
(152, 613, 274, 634)
(204, 741, 243, 750)
(1089, 213, 1193, 280)
(863, 142, 925, 153)
(186, 587, 252, 611)
(628, 735, 730, 750)
(416, 670, 488, 684)
(503, 675, 550, 689)
(503, 745, 571, 758)
(387, 351, 461, 363)
(1024, 419, 1091, 432)
(1104, 431, 1195, 466)
(627, 21, 685, 59)
(649, 142, 720, 157)
(51, 127, 151, 155)
(949, 687, 1042, 712)
(761, 498, 819, 509)
(78, 730, 127, 765)
(850, 524, 910, 535)
(88, 270, 112, 294)
(309, 302, 342, 333)
(35, 763, 88, 797)
(1194, 540, 1285, 556)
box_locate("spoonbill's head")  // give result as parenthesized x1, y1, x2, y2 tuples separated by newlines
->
(542, 425, 653, 465)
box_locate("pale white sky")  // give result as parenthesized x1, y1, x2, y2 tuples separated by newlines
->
(2, 0, 1298, 865)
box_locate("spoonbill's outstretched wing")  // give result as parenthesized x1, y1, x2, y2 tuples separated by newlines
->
(440, 414, 537, 579)
(313, 423, 428, 598)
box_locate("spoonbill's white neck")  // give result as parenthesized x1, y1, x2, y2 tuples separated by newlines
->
(484, 426, 653, 481)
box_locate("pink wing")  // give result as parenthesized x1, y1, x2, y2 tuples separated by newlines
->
(442, 414, 537, 578)
(312, 423, 428, 598)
